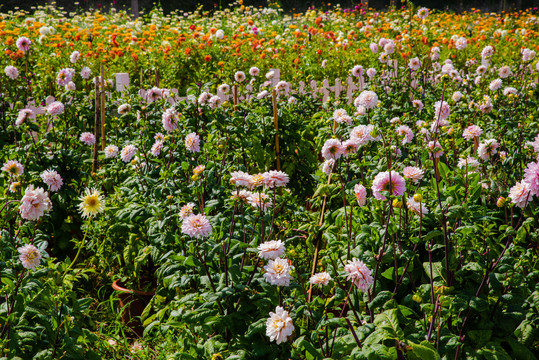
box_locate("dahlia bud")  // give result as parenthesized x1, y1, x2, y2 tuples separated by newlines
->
(413, 193, 423, 202)
(496, 197, 506, 207)
(392, 199, 402, 208)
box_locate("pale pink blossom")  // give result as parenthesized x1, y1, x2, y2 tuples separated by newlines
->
(321, 138, 344, 160)
(462, 125, 483, 140)
(18, 244, 42, 270)
(262, 170, 289, 188)
(248, 192, 272, 212)
(185, 132, 200, 152)
(322, 159, 335, 175)
(264, 258, 292, 286)
(309, 272, 332, 286)
(344, 258, 373, 292)
(40, 170, 63, 192)
(258, 240, 286, 260)
(428, 141, 444, 158)
(104, 145, 119, 158)
(151, 141, 164, 156)
(354, 184, 367, 206)
(4, 65, 19, 80)
(396, 125, 414, 145)
(181, 214, 212, 238)
(230, 171, 252, 187)
(402, 166, 424, 184)
(2, 160, 24, 177)
(120, 145, 136, 163)
(80, 132, 96, 145)
(477, 139, 499, 160)
(19, 185, 52, 221)
(509, 181, 531, 208)
(371, 171, 406, 200)
(162, 108, 178, 133)
(523, 161, 539, 197)
(266, 306, 294, 344)
(355, 90, 378, 109)
(406, 197, 429, 216)
(16, 109, 33, 126)
(16, 36, 31, 51)
(179, 203, 196, 219)
(47, 101, 64, 116)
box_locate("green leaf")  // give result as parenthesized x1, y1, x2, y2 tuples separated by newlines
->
(408, 341, 441, 360)
(374, 309, 403, 339)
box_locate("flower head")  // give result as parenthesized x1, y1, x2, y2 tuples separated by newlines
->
(355, 90, 378, 109)
(120, 145, 136, 163)
(344, 258, 373, 291)
(371, 171, 406, 200)
(20, 185, 52, 221)
(309, 272, 332, 286)
(321, 138, 344, 160)
(266, 306, 294, 344)
(462, 125, 483, 140)
(16, 36, 31, 51)
(104, 145, 119, 158)
(2, 160, 24, 177)
(477, 139, 499, 160)
(258, 240, 286, 260)
(78, 188, 105, 218)
(18, 244, 42, 270)
(406, 197, 429, 216)
(179, 203, 196, 219)
(262, 170, 289, 188)
(523, 161, 539, 197)
(509, 181, 531, 208)
(40, 170, 63, 192)
(47, 101, 64, 116)
(80, 132, 96, 145)
(181, 214, 212, 238)
(402, 166, 424, 184)
(185, 132, 200, 152)
(4, 65, 19, 80)
(354, 184, 367, 206)
(264, 258, 292, 286)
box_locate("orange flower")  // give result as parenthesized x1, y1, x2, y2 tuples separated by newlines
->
(184, 48, 191, 55)
(204, 55, 211, 62)
(6, 36, 14, 45)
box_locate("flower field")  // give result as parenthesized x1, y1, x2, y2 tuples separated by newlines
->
(1, 1, 539, 359)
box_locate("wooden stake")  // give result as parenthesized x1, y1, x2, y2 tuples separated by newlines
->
(100, 65, 106, 150)
(155, 68, 160, 88)
(272, 89, 281, 171)
(92, 78, 99, 173)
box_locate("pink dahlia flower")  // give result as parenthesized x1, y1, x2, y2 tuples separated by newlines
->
(344, 258, 373, 292)
(40, 170, 63, 192)
(523, 161, 539, 197)
(120, 145, 136, 163)
(80, 132, 96, 145)
(263, 258, 292, 286)
(402, 166, 424, 184)
(258, 240, 286, 260)
(20, 185, 52, 221)
(371, 171, 406, 200)
(266, 306, 294, 344)
(310, 272, 332, 286)
(18, 244, 42, 270)
(321, 138, 344, 160)
(185, 132, 200, 153)
(262, 170, 289, 188)
(354, 184, 367, 206)
(509, 181, 531, 208)
(181, 214, 212, 238)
